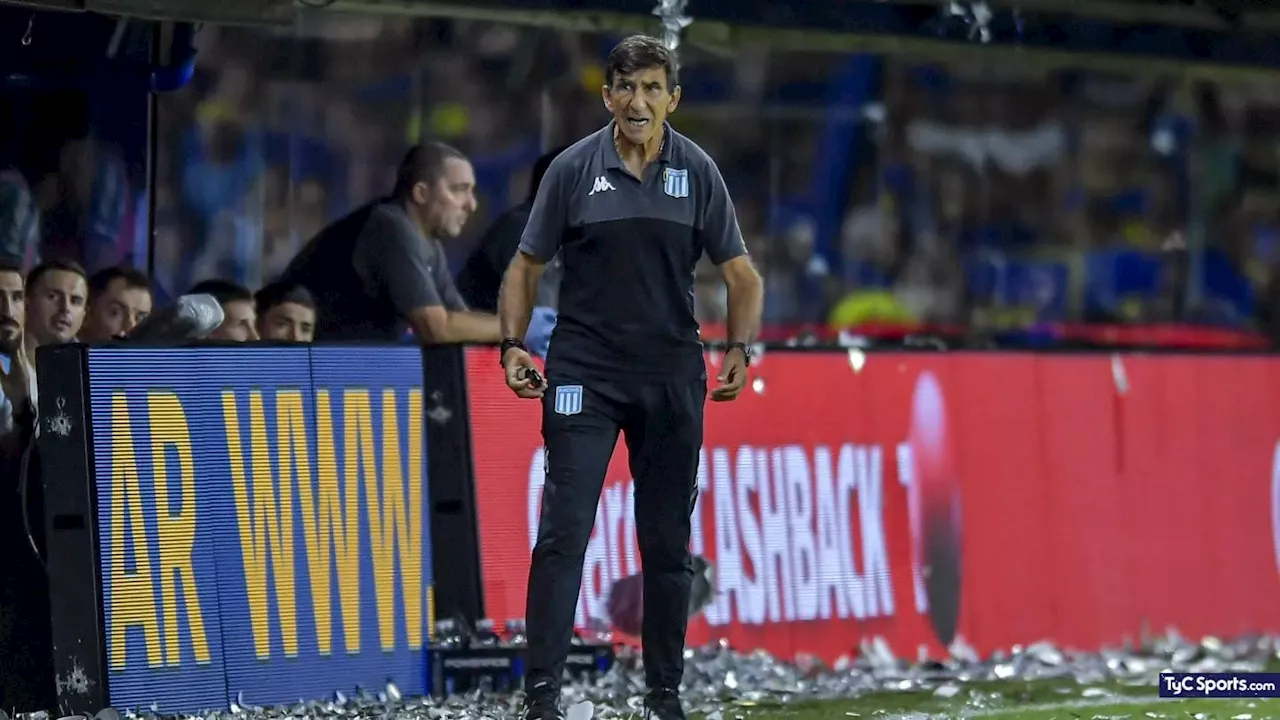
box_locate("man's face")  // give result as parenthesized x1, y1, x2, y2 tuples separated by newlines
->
(412, 157, 478, 239)
(28, 269, 87, 345)
(210, 299, 258, 342)
(603, 66, 681, 147)
(85, 278, 152, 341)
(0, 271, 24, 355)
(258, 302, 316, 343)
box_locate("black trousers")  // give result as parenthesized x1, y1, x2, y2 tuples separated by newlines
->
(524, 374, 705, 692)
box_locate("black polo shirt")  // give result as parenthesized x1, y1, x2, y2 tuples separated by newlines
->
(518, 121, 747, 380)
(456, 201, 564, 312)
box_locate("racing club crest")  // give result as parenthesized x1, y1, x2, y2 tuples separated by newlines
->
(663, 168, 689, 198)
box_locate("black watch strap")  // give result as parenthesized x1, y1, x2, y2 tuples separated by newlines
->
(726, 342, 751, 365)
(500, 337, 526, 365)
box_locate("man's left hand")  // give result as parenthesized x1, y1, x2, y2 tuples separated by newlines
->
(711, 347, 748, 402)
(1, 337, 31, 409)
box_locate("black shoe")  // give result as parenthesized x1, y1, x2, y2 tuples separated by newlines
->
(521, 680, 564, 720)
(643, 688, 686, 720)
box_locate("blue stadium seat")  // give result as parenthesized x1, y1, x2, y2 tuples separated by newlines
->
(1005, 257, 1071, 321)
(1084, 247, 1163, 319)
(1201, 248, 1255, 323)
(964, 251, 1002, 302)
(965, 252, 1070, 323)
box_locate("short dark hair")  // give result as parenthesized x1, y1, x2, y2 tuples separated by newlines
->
(189, 279, 253, 306)
(255, 281, 316, 316)
(605, 35, 679, 89)
(88, 266, 151, 302)
(0, 254, 22, 278)
(27, 259, 87, 291)
(393, 142, 468, 198)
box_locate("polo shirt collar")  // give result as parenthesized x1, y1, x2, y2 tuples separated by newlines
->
(602, 120, 674, 171)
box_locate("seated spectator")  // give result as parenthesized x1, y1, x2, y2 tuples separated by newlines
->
(254, 281, 317, 342)
(0, 253, 50, 713)
(0, 105, 38, 269)
(24, 260, 87, 365)
(34, 135, 135, 271)
(189, 278, 258, 341)
(0, 254, 32, 450)
(0, 169, 38, 270)
(181, 97, 264, 286)
(81, 266, 153, 341)
(827, 288, 916, 329)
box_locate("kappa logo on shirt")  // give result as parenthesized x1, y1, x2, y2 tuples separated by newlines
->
(588, 175, 616, 196)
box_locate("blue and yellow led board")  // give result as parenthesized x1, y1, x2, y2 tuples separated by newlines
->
(86, 346, 432, 713)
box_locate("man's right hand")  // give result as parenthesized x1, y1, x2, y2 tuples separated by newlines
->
(503, 347, 544, 399)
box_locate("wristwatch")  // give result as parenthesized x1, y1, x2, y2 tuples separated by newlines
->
(500, 337, 526, 366)
(726, 342, 752, 366)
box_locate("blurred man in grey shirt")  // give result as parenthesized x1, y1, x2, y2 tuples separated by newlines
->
(282, 143, 500, 343)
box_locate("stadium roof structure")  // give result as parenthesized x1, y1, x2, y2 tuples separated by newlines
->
(2, 0, 1280, 77)
(969, 0, 1258, 29)
(340, 0, 1274, 33)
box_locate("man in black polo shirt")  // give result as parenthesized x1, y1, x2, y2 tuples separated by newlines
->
(456, 145, 569, 313)
(497, 35, 764, 720)
(281, 143, 501, 342)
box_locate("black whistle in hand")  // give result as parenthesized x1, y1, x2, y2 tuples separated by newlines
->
(520, 367, 544, 389)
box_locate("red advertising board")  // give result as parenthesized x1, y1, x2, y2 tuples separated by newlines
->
(465, 348, 1280, 661)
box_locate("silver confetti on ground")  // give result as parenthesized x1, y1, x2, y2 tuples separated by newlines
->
(88, 631, 1280, 720)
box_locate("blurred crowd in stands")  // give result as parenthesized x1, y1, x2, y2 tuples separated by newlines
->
(4, 14, 1280, 344)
